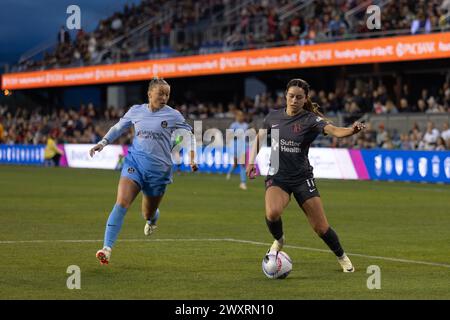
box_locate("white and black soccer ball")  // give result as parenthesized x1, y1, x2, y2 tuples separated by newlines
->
(262, 250, 292, 279)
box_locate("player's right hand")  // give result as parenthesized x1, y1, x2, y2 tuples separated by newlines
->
(246, 164, 256, 179)
(89, 144, 104, 157)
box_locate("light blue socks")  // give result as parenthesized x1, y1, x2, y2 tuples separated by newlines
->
(104, 204, 128, 248)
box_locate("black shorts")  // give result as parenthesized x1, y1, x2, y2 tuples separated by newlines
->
(265, 177, 320, 205)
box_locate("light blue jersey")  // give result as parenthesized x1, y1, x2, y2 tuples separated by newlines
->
(229, 121, 249, 132)
(103, 104, 192, 195)
(228, 121, 249, 158)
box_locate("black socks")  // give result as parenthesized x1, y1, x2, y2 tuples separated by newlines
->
(265, 217, 283, 241)
(320, 227, 344, 258)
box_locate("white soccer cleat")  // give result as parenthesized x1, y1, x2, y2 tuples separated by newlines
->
(96, 247, 112, 265)
(144, 209, 159, 236)
(338, 254, 355, 272)
(239, 182, 247, 190)
(144, 223, 158, 236)
(270, 236, 285, 252)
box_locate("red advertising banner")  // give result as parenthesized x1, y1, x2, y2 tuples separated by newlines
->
(2, 32, 450, 90)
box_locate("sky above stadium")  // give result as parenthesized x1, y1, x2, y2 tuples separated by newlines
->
(0, 0, 141, 66)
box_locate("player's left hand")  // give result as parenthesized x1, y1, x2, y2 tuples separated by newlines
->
(190, 163, 198, 172)
(352, 121, 366, 134)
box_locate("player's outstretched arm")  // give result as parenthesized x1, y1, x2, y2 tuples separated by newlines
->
(89, 139, 108, 157)
(89, 111, 133, 157)
(324, 121, 365, 138)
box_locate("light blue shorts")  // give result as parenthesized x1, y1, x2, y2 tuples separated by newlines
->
(120, 156, 171, 197)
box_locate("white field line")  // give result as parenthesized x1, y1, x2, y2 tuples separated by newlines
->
(1, 237, 449, 269)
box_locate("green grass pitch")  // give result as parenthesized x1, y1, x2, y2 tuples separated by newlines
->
(0, 166, 449, 299)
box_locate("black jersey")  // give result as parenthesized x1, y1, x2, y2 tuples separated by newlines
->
(263, 108, 328, 183)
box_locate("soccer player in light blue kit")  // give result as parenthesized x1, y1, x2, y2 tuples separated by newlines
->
(89, 78, 197, 265)
(226, 110, 249, 190)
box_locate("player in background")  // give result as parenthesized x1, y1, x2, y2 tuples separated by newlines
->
(226, 110, 249, 190)
(247, 78, 365, 272)
(89, 78, 197, 265)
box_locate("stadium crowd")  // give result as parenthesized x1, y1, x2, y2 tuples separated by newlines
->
(13, 0, 450, 72)
(1, 80, 449, 150)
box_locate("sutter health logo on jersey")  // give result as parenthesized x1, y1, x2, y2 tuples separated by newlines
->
(280, 139, 301, 153)
(136, 130, 164, 140)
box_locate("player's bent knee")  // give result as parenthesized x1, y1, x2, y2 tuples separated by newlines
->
(116, 200, 132, 209)
(314, 225, 329, 236)
(266, 209, 283, 221)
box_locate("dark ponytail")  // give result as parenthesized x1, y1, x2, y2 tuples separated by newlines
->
(305, 97, 325, 118)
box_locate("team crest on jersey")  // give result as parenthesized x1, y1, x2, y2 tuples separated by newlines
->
(161, 120, 168, 128)
(127, 167, 135, 174)
(293, 123, 301, 133)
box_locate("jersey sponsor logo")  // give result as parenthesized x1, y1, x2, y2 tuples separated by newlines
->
(127, 167, 135, 174)
(136, 130, 164, 140)
(280, 139, 301, 153)
(292, 123, 301, 133)
(161, 120, 168, 128)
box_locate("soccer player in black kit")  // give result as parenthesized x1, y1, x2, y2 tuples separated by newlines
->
(247, 79, 365, 272)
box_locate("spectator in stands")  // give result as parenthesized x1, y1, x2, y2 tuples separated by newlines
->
(57, 26, 71, 44)
(417, 99, 427, 112)
(441, 121, 450, 148)
(398, 98, 412, 112)
(436, 137, 447, 150)
(420, 121, 440, 150)
(411, 12, 432, 34)
(376, 123, 388, 147)
(44, 131, 65, 166)
(385, 100, 399, 114)
(399, 133, 412, 150)
(362, 122, 377, 148)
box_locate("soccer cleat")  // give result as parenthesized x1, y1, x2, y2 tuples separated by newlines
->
(338, 254, 355, 272)
(270, 235, 285, 252)
(96, 247, 112, 265)
(144, 209, 159, 236)
(239, 182, 247, 190)
(144, 223, 158, 236)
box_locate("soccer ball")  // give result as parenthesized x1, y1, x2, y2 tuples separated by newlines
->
(262, 250, 292, 279)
